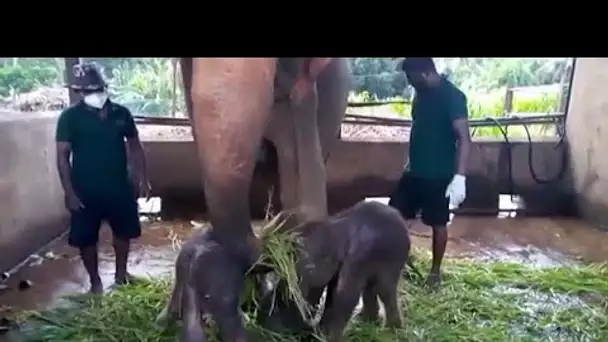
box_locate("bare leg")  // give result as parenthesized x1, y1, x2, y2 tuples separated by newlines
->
(79, 246, 102, 294)
(113, 237, 131, 284)
(426, 225, 447, 289)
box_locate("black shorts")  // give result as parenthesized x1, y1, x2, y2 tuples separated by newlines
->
(68, 193, 141, 248)
(388, 172, 451, 227)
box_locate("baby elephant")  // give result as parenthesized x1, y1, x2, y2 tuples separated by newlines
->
(256, 201, 412, 342)
(155, 229, 250, 342)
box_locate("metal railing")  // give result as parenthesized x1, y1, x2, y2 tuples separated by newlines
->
(341, 113, 565, 128)
(134, 112, 565, 129)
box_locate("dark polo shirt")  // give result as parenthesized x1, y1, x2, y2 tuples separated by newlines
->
(55, 100, 137, 200)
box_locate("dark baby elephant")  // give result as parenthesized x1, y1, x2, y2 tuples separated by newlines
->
(255, 201, 414, 342)
(155, 229, 249, 342)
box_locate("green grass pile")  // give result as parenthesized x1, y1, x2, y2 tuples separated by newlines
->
(14, 247, 608, 342)
(246, 212, 313, 321)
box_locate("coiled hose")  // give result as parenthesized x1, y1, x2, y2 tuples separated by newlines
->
(471, 116, 568, 199)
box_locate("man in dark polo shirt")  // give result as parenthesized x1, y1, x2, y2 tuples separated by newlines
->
(389, 58, 471, 289)
(55, 62, 151, 293)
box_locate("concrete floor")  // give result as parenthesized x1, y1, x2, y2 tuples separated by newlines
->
(1, 213, 607, 315)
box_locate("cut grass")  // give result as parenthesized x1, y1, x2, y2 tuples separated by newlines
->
(14, 249, 608, 342)
(248, 212, 313, 321)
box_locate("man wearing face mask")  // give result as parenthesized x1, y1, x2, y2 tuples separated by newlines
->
(55, 62, 151, 293)
(389, 58, 471, 289)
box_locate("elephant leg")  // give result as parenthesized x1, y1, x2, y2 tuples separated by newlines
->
(185, 58, 277, 266)
(182, 285, 207, 342)
(207, 297, 248, 342)
(316, 58, 350, 160)
(319, 268, 365, 342)
(268, 93, 327, 220)
(266, 105, 299, 213)
(156, 245, 194, 328)
(376, 271, 403, 329)
(361, 279, 380, 323)
(290, 85, 328, 220)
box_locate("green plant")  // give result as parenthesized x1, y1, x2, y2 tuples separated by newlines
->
(108, 59, 185, 117)
(0, 64, 61, 97)
(0, 58, 565, 139)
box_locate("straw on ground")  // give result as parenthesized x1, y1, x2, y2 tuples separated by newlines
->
(16, 248, 608, 342)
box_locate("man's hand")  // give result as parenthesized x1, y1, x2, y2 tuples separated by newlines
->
(65, 192, 84, 211)
(445, 174, 466, 208)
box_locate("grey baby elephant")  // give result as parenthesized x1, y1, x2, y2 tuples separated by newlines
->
(254, 201, 417, 342)
(155, 228, 252, 342)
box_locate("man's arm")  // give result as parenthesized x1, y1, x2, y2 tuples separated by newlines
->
(449, 92, 471, 175)
(55, 112, 76, 197)
(124, 109, 148, 186)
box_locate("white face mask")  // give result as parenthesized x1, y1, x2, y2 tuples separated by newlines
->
(83, 92, 109, 109)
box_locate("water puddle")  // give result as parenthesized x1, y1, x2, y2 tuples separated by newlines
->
(474, 244, 576, 268)
(487, 285, 603, 341)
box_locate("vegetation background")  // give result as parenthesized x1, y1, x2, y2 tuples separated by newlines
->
(0, 57, 573, 138)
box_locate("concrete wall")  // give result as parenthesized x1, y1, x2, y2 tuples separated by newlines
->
(0, 112, 68, 272)
(567, 58, 608, 228)
(0, 76, 588, 271)
(145, 138, 574, 219)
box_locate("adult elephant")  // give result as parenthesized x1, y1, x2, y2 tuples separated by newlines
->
(179, 58, 351, 269)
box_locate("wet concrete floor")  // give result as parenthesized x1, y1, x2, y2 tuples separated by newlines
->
(1, 213, 607, 316)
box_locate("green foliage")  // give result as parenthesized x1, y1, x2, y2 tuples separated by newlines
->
(349, 58, 409, 99)
(104, 58, 185, 116)
(0, 58, 570, 138)
(0, 58, 63, 96)
(349, 58, 572, 100)
(441, 58, 572, 93)
(356, 88, 560, 138)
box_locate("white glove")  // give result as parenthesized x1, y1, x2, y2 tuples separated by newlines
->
(445, 174, 466, 208)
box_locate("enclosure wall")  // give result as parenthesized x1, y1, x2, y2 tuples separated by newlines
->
(567, 58, 608, 228)
(0, 108, 578, 273)
(0, 112, 68, 272)
(145, 139, 573, 218)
